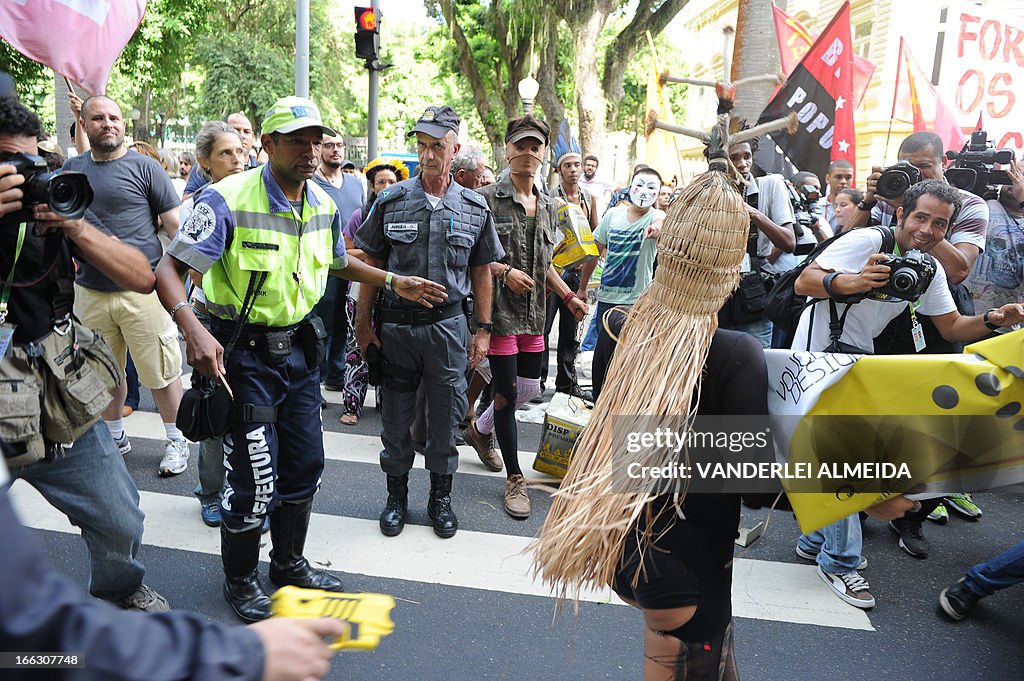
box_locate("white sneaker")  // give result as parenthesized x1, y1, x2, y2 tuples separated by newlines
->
(158, 438, 189, 477)
(817, 566, 875, 609)
(113, 432, 131, 456)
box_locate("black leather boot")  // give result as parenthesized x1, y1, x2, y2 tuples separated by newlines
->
(268, 498, 345, 592)
(379, 474, 408, 537)
(427, 472, 458, 538)
(221, 524, 272, 623)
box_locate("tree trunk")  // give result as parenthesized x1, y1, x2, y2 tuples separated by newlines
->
(53, 72, 74, 153)
(601, 0, 690, 127)
(572, 9, 610, 158)
(731, 0, 781, 124)
(536, 17, 565, 136)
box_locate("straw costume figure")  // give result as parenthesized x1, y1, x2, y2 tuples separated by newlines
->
(531, 80, 797, 680)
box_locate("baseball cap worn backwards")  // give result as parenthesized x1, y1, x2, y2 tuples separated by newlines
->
(262, 96, 337, 136)
(408, 105, 460, 139)
(505, 114, 550, 146)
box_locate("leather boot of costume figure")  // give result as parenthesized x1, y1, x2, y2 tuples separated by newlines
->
(380, 474, 409, 537)
(268, 497, 345, 591)
(428, 472, 458, 538)
(221, 524, 273, 622)
(645, 619, 739, 681)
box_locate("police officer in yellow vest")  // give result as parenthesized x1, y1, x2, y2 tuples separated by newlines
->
(155, 97, 447, 622)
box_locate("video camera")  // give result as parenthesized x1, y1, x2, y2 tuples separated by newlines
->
(871, 249, 937, 302)
(875, 161, 922, 200)
(2, 152, 93, 223)
(784, 179, 821, 256)
(945, 131, 1015, 198)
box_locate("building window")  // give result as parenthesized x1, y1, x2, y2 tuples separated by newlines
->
(854, 21, 872, 60)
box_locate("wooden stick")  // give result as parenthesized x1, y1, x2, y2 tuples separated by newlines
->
(729, 112, 799, 145)
(644, 110, 711, 144)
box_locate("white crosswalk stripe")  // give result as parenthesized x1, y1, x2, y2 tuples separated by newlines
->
(13, 418, 874, 632)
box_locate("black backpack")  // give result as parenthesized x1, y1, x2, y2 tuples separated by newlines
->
(765, 226, 895, 339)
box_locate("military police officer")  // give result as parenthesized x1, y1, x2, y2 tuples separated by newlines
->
(355, 105, 503, 539)
(155, 96, 446, 622)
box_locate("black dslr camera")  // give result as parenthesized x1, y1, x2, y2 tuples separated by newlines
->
(945, 131, 1015, 198)
(875, 161, 922, 200)
(873, 250, 937, 302)
(784, 179, 823, 255)
(2, 152, 93, 222)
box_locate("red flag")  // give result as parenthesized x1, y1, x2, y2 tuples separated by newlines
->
(0, 1, 148, 94)
(759, 1, 856, 181)
(772, 2, 875, 108)
(892, 38, 967, 155)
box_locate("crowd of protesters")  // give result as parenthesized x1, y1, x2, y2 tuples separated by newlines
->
(2, 75, 1023, 681)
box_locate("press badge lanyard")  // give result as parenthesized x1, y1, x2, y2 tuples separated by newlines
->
(891, 240, 927, 352)
(0, 222, 28, 361)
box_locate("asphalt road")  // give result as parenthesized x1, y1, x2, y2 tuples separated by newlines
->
(12, 360, 1024, 681)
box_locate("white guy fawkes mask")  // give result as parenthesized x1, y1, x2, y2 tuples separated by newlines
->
(629, 174, 660, 209)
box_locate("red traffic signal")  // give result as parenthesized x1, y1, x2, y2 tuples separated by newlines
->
(355, 6, 379, 33)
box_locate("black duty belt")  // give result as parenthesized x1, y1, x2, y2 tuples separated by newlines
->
(379, 303, 463, 326)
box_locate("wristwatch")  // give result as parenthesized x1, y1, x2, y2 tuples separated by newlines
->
(385, 271, 395, 291)
(478, 322, 494, 333)
(857, 199, 877, 211)
(983, 308, 1000, 331)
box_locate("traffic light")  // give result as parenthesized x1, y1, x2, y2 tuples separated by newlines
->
(354, 6, 381, 62)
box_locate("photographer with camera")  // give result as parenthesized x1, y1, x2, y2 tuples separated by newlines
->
(0, 95, 171, 613)
(791, 181, 1023, 589)
(966, 159, 1024, 323)
(849, 132, 988, 288)
(717, 137, 797, 348)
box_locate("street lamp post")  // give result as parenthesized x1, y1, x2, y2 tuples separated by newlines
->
(517, 75, 539, 115)
(129, 108, 141, 142)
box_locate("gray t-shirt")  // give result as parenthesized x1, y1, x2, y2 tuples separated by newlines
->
(64, 150, 180, 291)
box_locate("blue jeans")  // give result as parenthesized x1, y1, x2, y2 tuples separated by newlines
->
(797, 514, 863, 574)
(727, 318, 773, 349)
(191, 306, 225, 506)
(580, 311, 600, 352)
(8, 421, 146, 600)
(963, 539, 1024, 597)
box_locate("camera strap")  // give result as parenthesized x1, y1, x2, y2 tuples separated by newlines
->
(0, 222, 27, 326)
(0, 222, 27, 361)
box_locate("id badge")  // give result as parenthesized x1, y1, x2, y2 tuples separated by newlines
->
(0, 323, 15, 362)
(911, 317, 926, 353)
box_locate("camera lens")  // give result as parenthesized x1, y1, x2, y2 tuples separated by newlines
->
(892, 267, 918, 293)
(45, 172, 93, 220)
(876, 171, 910, 199)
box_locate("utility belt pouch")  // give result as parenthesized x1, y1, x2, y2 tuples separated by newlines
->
(463, 295, 477, 334)
(365, 343, 384, 388)
(731, 272, 769, 323)
(37, 322, 121, 444)
(263, 329, 293, 363)
(300, 314, 328, 368)
(0, 347, 46, 467)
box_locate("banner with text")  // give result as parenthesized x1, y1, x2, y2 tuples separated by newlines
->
(939, 4, 1023, 156)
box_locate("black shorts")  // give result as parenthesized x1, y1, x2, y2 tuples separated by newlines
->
(612, 507, 735, 641)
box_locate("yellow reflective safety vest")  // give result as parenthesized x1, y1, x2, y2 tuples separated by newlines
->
(202, 166, 342, 327)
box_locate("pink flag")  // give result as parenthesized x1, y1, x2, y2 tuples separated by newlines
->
(891, 39, 968, 156)
(0, 0, 148, 94)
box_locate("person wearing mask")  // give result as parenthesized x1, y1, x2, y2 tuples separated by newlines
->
(465, 114, 588, 519)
